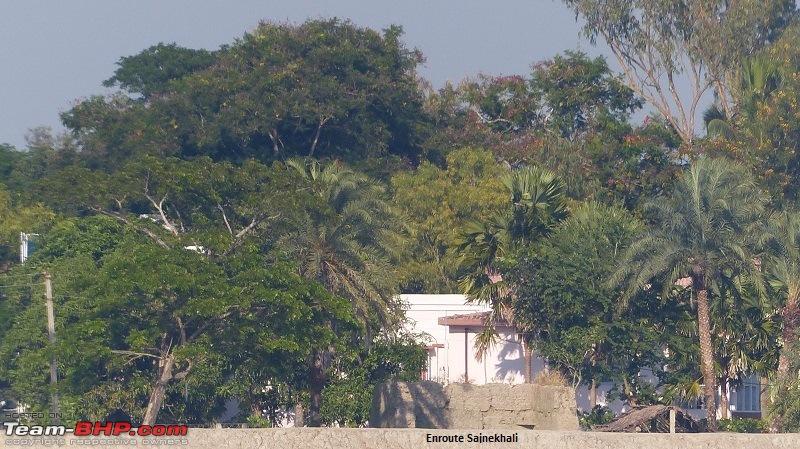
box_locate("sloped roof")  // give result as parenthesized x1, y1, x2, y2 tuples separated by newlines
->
(593, 405, 700, 433)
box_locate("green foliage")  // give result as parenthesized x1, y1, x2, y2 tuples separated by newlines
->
(611, 158, 769, 305)
(0, 144, 19, 182)
(245, 414, 273, 428)
(65, 19, 428, 167)
(279, 158, 406, 331)
(452, 51, 640, 141)
(37, 155, 308, 259)
(611, 157, 769, 427)
(103, 43, 216, 99)
(3, 128, 78, 194)
(0, 212, 362, 425)
(458, 74, 542, 134)
(391, 147, 507, 292)
(578, 405, 615, 430)
(454, 165, 569, 363)
(0, 184, 55, 271)
(422, 53, 680, 210)
(10, 11, 800, 429)
(561, 0, 795, 145)
(456, 165, 568, 302)
(718, 417, 769, 433)
(320, 335, 426, 427)
(711, 279, 780, 400)
(769, 341, 800, 431)
(705, 24, 800, 205)
(531, 51, 641, 140)
(511, 202, 663, 396)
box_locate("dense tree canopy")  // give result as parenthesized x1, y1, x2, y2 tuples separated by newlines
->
(5, 8, 800, 431)
(510, 202, 663, 405)
(62, 19, 428, 168)
(611, 158, 769, 429)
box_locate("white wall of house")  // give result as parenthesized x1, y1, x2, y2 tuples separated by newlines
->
(401, 294, 762, 419)
(402, 294, 621, 407)
(401, 294, 528, 384)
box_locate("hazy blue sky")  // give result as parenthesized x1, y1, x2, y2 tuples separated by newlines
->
(1, 1, 608, 149)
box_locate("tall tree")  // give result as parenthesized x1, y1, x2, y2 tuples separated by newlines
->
(510, 202, 662, 404)
(103, 43, 216, 100)
(531, 51, 641, 140)
(560, 0, 795, 147)
(705, 24, 800, 204)
(390, 147, 507, 293)
(762, 211, 800, 377)
(709, 279, 778, 419)
(277, 158, 405, 425)
(64, 19, 428, 166)
(455, 166, 568, 382)
(611, 157, 769, 429)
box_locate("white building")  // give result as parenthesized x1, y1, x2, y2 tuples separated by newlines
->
(402, 294, 538, 384)
(401, 294, 764, 420)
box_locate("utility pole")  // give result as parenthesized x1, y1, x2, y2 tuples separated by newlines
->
(44, 272, 59, 424)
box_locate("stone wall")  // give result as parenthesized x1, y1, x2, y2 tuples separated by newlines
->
(3, 429, 798, 449)
(370, 381, 579, 430)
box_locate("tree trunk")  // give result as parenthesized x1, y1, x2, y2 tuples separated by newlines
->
(142, 354, 175, 426)
(773, 289, 799, 432)
(589, 350, 597, 408)
(308, 351, 326, 427)
(294, 403, 304, 427)
(308, 117, 329, 158)
(720, 378, 729, 420)
(269, 130, 280, 158)
(778, 289, 800, 376)
(524, 341, 533, 384)
(696, 287, 718, 430)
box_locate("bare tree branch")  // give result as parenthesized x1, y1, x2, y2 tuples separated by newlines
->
(89, 207, 170, 249)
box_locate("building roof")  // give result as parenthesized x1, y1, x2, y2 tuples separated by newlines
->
(593, 405, 700, 433)
(437, 311, 511, 327)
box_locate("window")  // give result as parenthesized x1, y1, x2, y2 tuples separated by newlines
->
(734, 376, 761, 413)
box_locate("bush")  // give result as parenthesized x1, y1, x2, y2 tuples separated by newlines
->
(717, 417, 768, 433)
(578, 405, 615, 430)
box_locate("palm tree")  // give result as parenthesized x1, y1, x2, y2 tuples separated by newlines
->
(278, 158, 405, 425)
(710, 278, 779, 420)
(454, 166, 568, 382)
(704, 55, 782, 140)
(611, 157, 768, 430)
(762, 210, 800, 377)
(282, 158, 405, 329)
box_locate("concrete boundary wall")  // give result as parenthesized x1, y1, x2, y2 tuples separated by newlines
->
(2, 429, 798, 449)
(371, 381, 579, 430)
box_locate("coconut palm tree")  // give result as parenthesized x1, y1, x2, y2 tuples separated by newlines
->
(611, 157, 769, 430)
(454, 166, 568, 382)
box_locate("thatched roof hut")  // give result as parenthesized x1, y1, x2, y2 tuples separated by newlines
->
(593, 405, 701, 433)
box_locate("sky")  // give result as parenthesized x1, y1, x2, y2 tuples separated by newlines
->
(0, 0, 608, 150)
